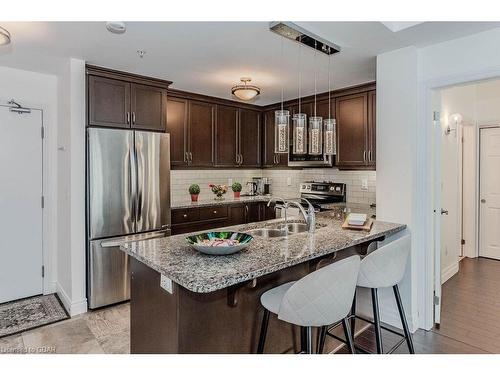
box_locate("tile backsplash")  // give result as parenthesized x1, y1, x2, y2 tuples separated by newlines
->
(171, 168, 376, 205)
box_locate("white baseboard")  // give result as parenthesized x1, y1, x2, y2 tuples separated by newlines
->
(441, 261, 459, 285)
(56, 283, 88, 317)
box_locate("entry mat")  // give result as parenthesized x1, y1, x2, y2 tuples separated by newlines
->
(0, 294, 69, 338)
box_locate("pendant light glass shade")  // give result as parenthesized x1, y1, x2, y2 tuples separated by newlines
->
(274, 110, 290, 153)
(324, 118, 336, 155)
(308, 116, 323, 155)
(292, 113, 307, 154)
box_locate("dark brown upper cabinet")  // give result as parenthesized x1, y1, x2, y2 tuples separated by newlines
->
(188, 100, 215, 167)
(86, 65, 171, 132)
(238, 109, 261, 167)
(166, 97, 188, 167)
(367, 90, 376, 167)
(215, 105, 239, 167)
(262, 109, 287, 168)
(88, 76, 131, 128)
(335, 92, 373, 169)
(131, 84, 167, 132)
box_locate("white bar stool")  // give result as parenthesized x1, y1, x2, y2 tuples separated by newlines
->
(256, 255, 361, 354)
(319, 234, 414, 354)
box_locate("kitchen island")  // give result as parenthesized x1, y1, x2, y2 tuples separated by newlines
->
(121, 211, 405, 353)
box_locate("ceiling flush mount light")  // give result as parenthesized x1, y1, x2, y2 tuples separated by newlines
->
(269, 21, 340, 56)
(0, 26, 11, 46)
(231, 78, 260, 101)
(137, 50, 146, 58)
(106, 22, 126, 34)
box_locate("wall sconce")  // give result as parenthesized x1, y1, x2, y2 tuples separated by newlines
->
(445, 113, 462, 135)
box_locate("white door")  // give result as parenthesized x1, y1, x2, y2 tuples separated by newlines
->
(479, 127, 500, 260)
(433, 111, 442, 326)
(0, 105, 43, 303)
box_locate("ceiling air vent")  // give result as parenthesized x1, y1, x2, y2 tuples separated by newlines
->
(269, 22, 340, 56)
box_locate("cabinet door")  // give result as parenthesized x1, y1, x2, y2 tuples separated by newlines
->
(316, 99, 335, 120)
(262, 110, 277, 167)
(261, 202, 276, 221)
(335, 93, 368, 168)
(239, 109, 261, 167)
(215, 105, 239, 167)
(131, 84, 167, 132)
(246, 203, 261, 223)
(229, 204, 247, 225)
(88, 76, 130, 128)
(367, 91, 376, 167)
(166, 97, 188, 167)
(188, 100, 215, 167)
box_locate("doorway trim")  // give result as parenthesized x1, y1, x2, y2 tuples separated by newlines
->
(417, 67, 500, 331)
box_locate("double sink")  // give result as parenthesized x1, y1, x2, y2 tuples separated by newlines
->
(246, 222, 324, 239)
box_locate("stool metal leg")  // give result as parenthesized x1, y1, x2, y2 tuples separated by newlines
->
(342, 318, 355, 354)
(393, 285, 415, 354)
(305, 326, 313, 354)
(350, 289, 357, 339)
(371, 288, 383, 354)
(257, 309, 270, 354)
(300, 326, 307, 353)
(317, 326, 327, 354)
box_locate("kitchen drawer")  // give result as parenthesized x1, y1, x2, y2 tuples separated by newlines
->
(172, 208, 200, 224)
(199, 205, 228, 221)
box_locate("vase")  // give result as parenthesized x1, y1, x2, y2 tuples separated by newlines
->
(191, 194, 199, 202)
(214, 194, 225, 201)
(233, 191, 241, 198)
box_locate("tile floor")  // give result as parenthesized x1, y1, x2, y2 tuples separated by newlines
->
(0, 303, 130, 354)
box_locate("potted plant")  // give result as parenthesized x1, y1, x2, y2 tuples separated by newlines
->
(209, 184, 228, 200)
(188, 184, 200, 202)
(231, 182, 242, 198)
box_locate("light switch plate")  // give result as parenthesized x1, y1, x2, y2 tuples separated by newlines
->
(228, 178, 233, 187)
(287, 177, 292, 186)
(361, 178, 369, 191)
(160, 275, 173, 294)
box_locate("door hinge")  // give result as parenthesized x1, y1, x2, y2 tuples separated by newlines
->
(433, 111, 440, 122)
(461, 239, 465, 245)
(42, 266, 45, 278)
(41, 126, 45, 139)
(433, 294, 440, 306)
(41, 196, 45, 208)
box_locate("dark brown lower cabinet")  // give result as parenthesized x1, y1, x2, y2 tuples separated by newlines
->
(171, 202, 276, 235)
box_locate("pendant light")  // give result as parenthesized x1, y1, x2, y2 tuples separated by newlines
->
(274, 36, 290, 153)
(292, 43, 307, 155)
(308, 41, 323, 155)
(324, 49, 337, 156)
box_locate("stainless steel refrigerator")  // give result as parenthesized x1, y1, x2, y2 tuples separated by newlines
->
(86, 128, 171, 309)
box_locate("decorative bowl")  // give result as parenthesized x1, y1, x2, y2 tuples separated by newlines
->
(186, 231, 254, 255)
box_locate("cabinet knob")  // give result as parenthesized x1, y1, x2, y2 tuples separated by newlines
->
(183, 214, 187, 218)
(213, 210, 217, 214)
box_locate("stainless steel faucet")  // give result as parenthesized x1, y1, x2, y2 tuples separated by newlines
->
(287, 198, 316, 233)
(268, 197, 316, 234)
(267, 196, 289, 224)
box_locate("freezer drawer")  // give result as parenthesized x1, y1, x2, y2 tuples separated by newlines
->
(88, 230, 170, 309)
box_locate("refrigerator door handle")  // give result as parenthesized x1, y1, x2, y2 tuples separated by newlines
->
(100, 229, 171, 248)
(130, 139, 138, 230)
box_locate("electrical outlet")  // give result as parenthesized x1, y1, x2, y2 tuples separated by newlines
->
(228, 178, 233, 187)
(361, 178, 368, 191)
(287, 177, 292, 186)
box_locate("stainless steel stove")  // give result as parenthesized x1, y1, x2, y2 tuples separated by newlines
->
(299, 181, 346, 211)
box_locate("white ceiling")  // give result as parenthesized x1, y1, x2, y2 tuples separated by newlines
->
(1, 21, 500, 105)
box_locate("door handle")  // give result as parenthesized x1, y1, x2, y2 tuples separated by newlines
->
(368, 150, 372, 162)
(239, 154, 243, 165)
(184, 151, 188, 163)
(441, 209, 449, 215)
(277, 154, 280, 164)
(363, 150, 367, 163)
(126, 112, 130, 124)
(481, 199, 486, 203)
(132, 112, 136, 125)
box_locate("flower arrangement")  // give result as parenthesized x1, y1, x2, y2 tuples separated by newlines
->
(209, 184, 228, 200)
(231, 182, 242, 198)
(188, 184, 200, 202)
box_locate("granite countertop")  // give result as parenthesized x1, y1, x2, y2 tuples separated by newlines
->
(121, 211, 404, 294)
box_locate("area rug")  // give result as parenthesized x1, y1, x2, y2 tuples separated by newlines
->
(0, 294, 69, 338)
